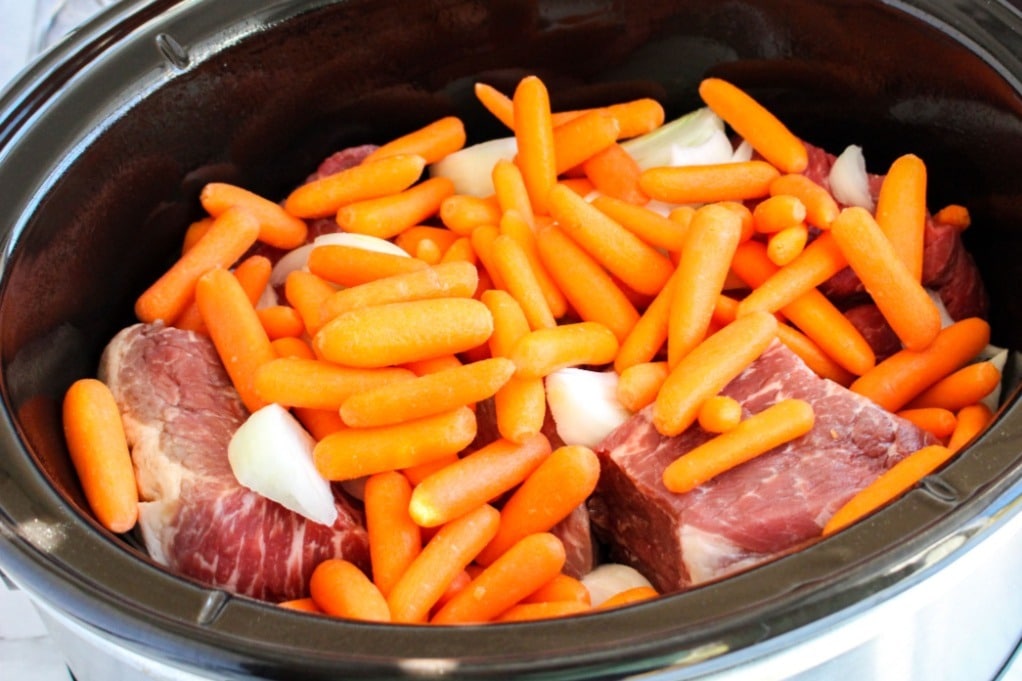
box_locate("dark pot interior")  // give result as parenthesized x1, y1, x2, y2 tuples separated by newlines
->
(2, 0, 1022, 679)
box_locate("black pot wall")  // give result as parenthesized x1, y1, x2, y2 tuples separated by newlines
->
(1, 1, 1022, 679)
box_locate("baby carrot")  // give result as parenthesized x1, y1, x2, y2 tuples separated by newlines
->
(387, 503, 501, 623)
(318, 260, 478, 324)
(440, 194, 503, 236)
(257, 305, 305, 340)
(766, 224, 809, 267)
(494, 375, 547, 444)
(307, 244, 427, 288)
(395, 225, 461, 259)
(254, 356, 414, 411)
(698, 77, 808, 173)
(934, 204, 971, 230)
(496, 600, 590, 622)
(336, 176, 455, 240)
(560, 177, 596, 196)
(552, 110, 620, 173)
(895, 407, 957, 439)
(822, 445, 955, 536)
(62, 378, 138, 533)
(948, 403, 995, 453)
(829, 206, 941, 351)
(283, 270, 338, 336)
(697, 395, 744, 433)
(770, 173, 839, 229)
(402, 354, 464, 376)
(592, 195, 689, 253)
(482, 288, 530, 358)
(535, 224, 640, 343)
(135, 207, 260, 324)
(653, 311, 778, 437)
(492, 233, 557, 330)
(597, 586, 659, 610)
(492, 158, 535, 228)
(905, 361, 1001, 413)
(753, 194, 807, 234)
(476, 445, 601, 566)
(664, 398, 815, 493)
(432, 533, 566, 624)
(363, 116, 467, 165)
(314, 298, 494, 368)
(639, 161, 780, 205)
(612, 266, 677, 373)
(271, 336, 316, 360)
(513, 75, 558, 215)
(470, 223, 506, 290)
(500, 209, 568, 319)
(283, 153, 426, 219)
(850, 317, 991, 412)
(340, 357, 515, 428)
(309, 559, 391, 622)
(313, 406, 477, 481)
(200, 182, 308, 250)
(440, 236, 477, 265)
(181, 216, 213, 254)
(364, 471, 421, 597)
(583, 143, 647, 205)
(667, 203, 744, 367)
(547, 183, 674, 296)
(174, 253, 272, 334)
(509, 322, 619, 379)
(278, 598, 322, 613)
(523, 574, 591, 605)
(616, 361, 670, 412)
(550, 98, 664, 138)
(735, 232, 847, 316)
(402, 453, 461, 487)
(875, 154, 927, 281)
(195, 267, 276, 413)
(474, 82, 516, 129)
(293, 407, 347, 440)
(408, 433, 551, 528)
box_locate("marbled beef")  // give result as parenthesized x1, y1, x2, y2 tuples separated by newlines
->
(590, 341, 936, 593)
(98, 323, 370, 602)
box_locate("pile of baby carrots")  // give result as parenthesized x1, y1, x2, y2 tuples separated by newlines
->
(61, 73, 1002, 623)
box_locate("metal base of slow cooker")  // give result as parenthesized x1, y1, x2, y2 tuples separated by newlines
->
(17, 507, 1022, 681)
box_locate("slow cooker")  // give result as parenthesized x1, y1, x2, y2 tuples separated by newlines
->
(1, 1, 1022, 679)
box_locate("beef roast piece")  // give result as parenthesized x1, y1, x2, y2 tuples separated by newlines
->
(590, 341, 937, 594)
(98, 323, 370, 602)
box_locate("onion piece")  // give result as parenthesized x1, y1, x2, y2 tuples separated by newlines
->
(829, 144, 874, 210)
(228, 404, 338, 526)
(621, 107, 725, 171)
(430, 136, 518, 197)
(268, 232, 410, 287)
(731, 139, 754, 163)
(667, 127, 735, 168)
(545, 368, 631, 448)
(581, 563, 654, 607)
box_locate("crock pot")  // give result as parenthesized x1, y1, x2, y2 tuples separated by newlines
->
(1, 1, 1022, 679)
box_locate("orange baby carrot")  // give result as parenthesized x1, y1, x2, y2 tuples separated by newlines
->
(597, 586, 659, 610)
(639, 161, 780, 205)
(284, 154, 426, 219)
(364, 471, 421, 597)
(592, 195, 688, 253)
(766, 224, 809, 267)
(174, 253, 272, 334)
(254, 356, 414, 411)
(667, 203, 744, 367)
(948, 403, 995, 453)
(875, 154, 927, 281)
(402, 453, 461, 487)
(200, 182, 308, 250)
(309, 559, 391, 622)
(293, 407, 346, 440)
(664, 398, 815, 493)
(548, 183, 673, 296)
(318, 260, 478, 324)
(195, 267, 276, 413)
(735, 232, 847, 316)
(482, 288, 531, 358)
(283, 270, 338, 336)
(551, 98, 665, 139)
(583, 143, 647, 205)
(307, 244, 427, 288)
(432, 533, 566, 624)
(653, 311, 778, 437)
(822, 445, 955, 536)
(510, 322, 619, 379)
(364, 116, 467, 165)
(560, 177, 596, 196)
(552, 110, 620, 173)
(313, 406, 477, 481)
(256, 305, 305, 340)
(895, 407, 957, 439)
(492, 233, 557, 330)
(470, 223, 506, 290)
(829, 206, 941, 351)
(513, 75, 558, 214)
(753, 194, 807, 234)
(492, 158, 535, 227)
(496, 600, 590, 622)
(387, 503, 501, 623)
(271, 336, 316, 360)
(408, 433, 551, 528)
(476, 445, 601, 566)
(181, 216, 213, 254)
(697, 395, 744, 433)
(340, 357, 514, 428)
(523, 574, 591, 605)
(850, 317, 991, 412)
(402, 354, 463, 376)
(440, 194, 503, 236)
(535, 224, 640, 343)
(62, 378, 138, 534)
(905, 361, 1001, 412)
(474, 82, 516, 129)
(494, 375, 547, 444)
(499, 209, 568, 319)
(336, 176, 455, 240)
(616, 361, 670, 412)
(395, 225, 461, 259)
(440, 236, 477, 265)
(698, 77, 808, 173)
(314, 298, 493, 368)
(278, 598, 322, 613)
(770, 173, 840, 229)
(934, 204, 971, 230)
(612, 266, 677, 373)
(135, 207, 260, 324)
